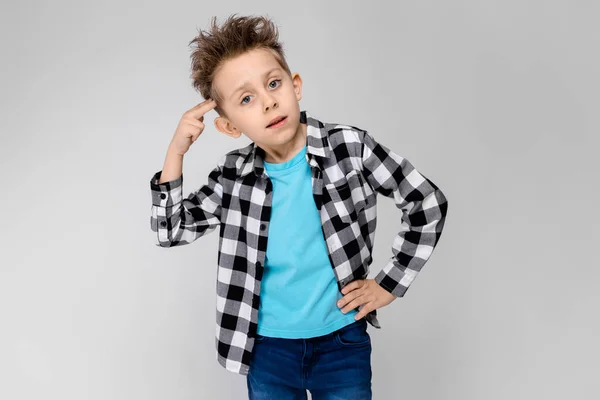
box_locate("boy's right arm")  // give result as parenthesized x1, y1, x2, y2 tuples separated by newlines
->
(150, 98, 221, 247)
(149, 156, 223, 247)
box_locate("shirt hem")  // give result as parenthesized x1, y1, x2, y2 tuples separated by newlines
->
(257, 311, 358, 338)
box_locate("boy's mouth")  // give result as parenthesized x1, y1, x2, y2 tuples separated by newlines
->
(267, 116, 287, 128)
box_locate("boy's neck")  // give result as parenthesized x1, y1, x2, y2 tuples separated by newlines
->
(262, 122, 307, 164)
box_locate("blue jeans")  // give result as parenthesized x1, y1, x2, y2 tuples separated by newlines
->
(246, 318, 372, 399)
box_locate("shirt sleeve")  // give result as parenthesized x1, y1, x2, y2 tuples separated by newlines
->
(360, 130, 449, 298)
(149, 162, 223, 247)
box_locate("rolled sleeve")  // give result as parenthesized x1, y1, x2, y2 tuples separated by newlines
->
(149, 163, 223, 248)
(150, 171, 183, 207)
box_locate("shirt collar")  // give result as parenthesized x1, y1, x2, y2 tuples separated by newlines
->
(237, 110, 332, 178)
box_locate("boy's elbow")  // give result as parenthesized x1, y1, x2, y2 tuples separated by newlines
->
(439, 189, 448, 218)
(429, 183, 448, 218)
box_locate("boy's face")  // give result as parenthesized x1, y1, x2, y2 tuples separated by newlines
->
(212, 48, 304, 155)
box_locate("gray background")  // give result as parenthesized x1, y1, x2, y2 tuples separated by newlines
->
(1, 0, 598, 399)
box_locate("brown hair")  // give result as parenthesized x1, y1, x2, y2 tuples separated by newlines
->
(189, 14, 293, 117)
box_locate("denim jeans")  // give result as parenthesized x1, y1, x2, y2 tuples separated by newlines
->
(246, 318, 372, 399)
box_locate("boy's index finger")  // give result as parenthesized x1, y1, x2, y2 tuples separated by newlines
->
(187, 98, 217, 119)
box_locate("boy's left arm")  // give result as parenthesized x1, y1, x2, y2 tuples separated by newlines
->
(338, 129, 449, 319)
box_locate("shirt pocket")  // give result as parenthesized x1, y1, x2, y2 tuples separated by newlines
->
(324, 169, 369, 224)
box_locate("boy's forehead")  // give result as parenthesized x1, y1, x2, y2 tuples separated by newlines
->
(218, 50, 282, 94)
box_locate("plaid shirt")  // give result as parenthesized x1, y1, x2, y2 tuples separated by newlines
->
(149, 110, 448, 376)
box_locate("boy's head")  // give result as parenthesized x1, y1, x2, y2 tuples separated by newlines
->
(189, 14, 305, 154)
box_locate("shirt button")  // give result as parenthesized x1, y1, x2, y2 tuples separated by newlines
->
(160, 193, 166, 199)
(260, 224, 266, 231)
(160, 221, 166, 227)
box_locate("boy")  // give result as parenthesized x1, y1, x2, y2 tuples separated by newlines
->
(150, 14, 448, 399)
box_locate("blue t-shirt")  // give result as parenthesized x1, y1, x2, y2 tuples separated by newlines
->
(258, 144, 358, 338)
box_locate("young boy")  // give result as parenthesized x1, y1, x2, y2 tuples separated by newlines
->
(150, 14, 448, 399)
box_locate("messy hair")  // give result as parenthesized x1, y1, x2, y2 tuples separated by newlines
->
(189, 14, 293, 117)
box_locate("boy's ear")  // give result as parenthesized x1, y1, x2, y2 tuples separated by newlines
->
(214, 117, 242, 139)
(291, 72, 303, 101)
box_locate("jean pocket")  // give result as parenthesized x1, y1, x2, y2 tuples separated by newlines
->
(334, 320, 371, 347)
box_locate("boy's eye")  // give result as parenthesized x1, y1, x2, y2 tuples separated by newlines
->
(240, 79, 282, 105)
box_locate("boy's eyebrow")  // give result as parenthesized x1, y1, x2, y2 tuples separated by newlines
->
(229, 67, 281, 100)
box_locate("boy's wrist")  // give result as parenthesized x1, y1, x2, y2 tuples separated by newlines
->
(158, 144, 185, 184)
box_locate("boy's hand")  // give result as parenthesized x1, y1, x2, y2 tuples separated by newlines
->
(337, 279, 397, 321)
(169, 98, 217, 156)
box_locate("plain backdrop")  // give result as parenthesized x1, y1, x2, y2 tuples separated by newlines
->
(1, 1, 598, 399)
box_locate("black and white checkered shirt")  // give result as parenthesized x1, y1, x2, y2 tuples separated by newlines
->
(150, 110, 448, 375)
